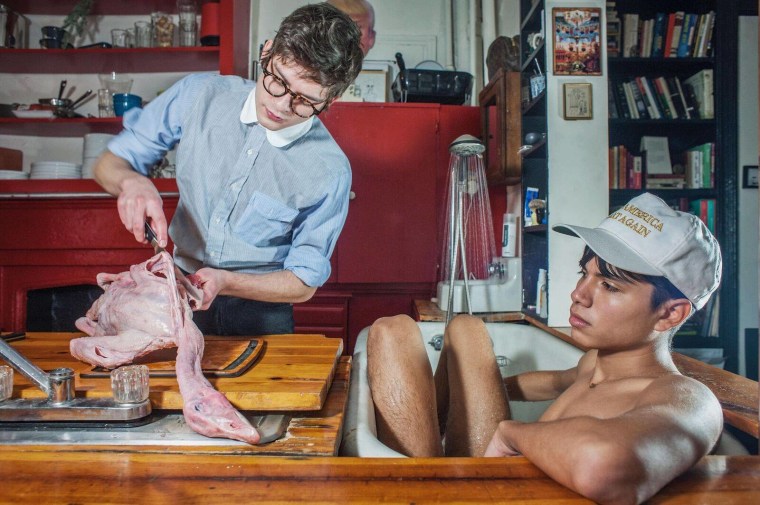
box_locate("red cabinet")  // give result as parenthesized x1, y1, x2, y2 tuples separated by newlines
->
(322, 104, 440, 283)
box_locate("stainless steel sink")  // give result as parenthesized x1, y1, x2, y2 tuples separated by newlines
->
(0, 412, 290, 446)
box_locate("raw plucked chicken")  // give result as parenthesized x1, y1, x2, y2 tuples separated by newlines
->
(72, 252, 260, 444)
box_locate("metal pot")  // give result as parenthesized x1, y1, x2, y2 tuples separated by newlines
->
(38, 89, 93, 118)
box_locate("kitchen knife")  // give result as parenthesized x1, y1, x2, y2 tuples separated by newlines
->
(144, 222, 204, 305)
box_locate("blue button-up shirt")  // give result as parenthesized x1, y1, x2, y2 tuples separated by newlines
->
(108, 73, 351, 287)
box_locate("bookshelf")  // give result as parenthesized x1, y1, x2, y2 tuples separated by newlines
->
(519, 0, 549, 321)
(606, 0, 740, 372)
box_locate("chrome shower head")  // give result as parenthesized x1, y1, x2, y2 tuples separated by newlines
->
(449, 134, 485, 156)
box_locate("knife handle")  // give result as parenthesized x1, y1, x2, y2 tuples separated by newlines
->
(144, 222, 164, 253)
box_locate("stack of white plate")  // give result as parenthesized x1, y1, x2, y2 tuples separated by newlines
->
(82, 133, 114, 178)
(0, 170, 29, 179)
(30, 161, 82, 179)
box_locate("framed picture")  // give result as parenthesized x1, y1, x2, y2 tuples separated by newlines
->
(563, 83, 593, 120)
(743, 165, 758, 188)
(552, 7, 602, 75)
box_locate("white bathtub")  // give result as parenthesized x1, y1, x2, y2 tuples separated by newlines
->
(340, 321, 584, 457)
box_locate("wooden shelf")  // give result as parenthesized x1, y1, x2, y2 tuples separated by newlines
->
(519, 0, 544, 31)
(0, 47, 220, 74)
(519, 138, 546, 157)
(2, 0, 182, 15)
(521, 90, 546, 114)
(0, 117, 124, 137)
(609, 118, 715, 127)
(524, 224, 547, 233)
(521, 42, 545, 73)
(610, 188, 717, 205)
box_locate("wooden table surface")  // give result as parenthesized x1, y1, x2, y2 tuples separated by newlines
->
(414, 299, 759, 439)
(1, 449, 758, 503)
(2, 343, 351, 457)
(10, 332, 343, 411)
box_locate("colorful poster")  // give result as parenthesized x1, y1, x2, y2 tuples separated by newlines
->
(552, 8, 602, 75)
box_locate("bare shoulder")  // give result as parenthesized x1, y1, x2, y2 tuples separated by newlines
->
(636, 373, 722, 418)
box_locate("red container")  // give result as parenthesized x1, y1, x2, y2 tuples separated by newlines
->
(200, 1, 220, 46)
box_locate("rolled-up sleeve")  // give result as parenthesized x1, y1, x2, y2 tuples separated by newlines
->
(284, 165, 351, 287)
(107, 73, 217, 175)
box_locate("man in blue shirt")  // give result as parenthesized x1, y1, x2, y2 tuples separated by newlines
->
(93, 3, 364, 335)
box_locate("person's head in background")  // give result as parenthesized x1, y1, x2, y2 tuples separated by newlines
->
(328, 0, 376, 55)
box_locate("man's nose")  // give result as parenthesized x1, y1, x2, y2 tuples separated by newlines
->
(272, 93, 292, 113)
(571, 279, 591, 306)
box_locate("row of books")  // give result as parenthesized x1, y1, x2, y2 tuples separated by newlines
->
(619, 11, 715, 59)
(609, 69, 713, 120)
(608, 141, 715, 190)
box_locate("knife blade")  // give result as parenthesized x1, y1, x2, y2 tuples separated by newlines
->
(144, 222, 204, 306)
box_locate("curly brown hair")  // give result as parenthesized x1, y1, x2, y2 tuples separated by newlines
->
(269, 2, 364, 103)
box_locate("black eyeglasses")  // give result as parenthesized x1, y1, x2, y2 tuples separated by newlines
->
(260, 56, 327, 118)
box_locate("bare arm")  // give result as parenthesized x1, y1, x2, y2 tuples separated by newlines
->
(192, 267, 316, 310)
(93, 151, 168, 247)
(485, 376, 723, 504)
(505, 367, 577, 401)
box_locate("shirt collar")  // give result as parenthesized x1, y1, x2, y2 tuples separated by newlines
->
(239, 85, 314, 148)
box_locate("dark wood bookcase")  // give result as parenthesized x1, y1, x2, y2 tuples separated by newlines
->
(607, 0, 741, 372)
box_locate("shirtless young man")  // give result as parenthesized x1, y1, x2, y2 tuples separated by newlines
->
(367, 193, 723, 504)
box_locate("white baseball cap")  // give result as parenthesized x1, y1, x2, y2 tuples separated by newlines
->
(553, 193, 721, 310)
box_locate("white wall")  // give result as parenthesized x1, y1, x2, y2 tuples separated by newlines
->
(545, 0, 609, 327)
(737, 16, 758, 377)
(253, 0, 452, 73)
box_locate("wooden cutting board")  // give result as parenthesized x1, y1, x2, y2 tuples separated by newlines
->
(7, 333, 343, 411)
(79, 339, 263, 378)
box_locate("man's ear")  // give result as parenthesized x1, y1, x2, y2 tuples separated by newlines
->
(654, 298, 692, 331)
(260, 39, 273, 59)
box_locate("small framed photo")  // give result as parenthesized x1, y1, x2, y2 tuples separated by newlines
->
(562, 82, 593, 120)
(742, 165, 758, 188)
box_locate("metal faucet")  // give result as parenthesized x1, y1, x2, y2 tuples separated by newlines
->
(488, 261, 506, 280)
(0, 336, 73, 402)
(0, 334, 151, 422)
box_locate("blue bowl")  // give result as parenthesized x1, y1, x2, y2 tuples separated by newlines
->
(113, 93, 143, 117)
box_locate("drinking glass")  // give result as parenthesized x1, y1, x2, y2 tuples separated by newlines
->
(110, 28, 128, 48)
(134, 21, 152, 48)
(97, 88, 113, 118)
(178, 1, 198, 47)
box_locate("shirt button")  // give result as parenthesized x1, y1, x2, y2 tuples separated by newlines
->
(215, 218, 221, 224)
(247, 149, 254, 155)
(210, 251, 217, 258)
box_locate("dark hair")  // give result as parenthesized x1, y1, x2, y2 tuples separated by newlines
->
(269, 2, 364, 103)
(579, 246, 688, 310)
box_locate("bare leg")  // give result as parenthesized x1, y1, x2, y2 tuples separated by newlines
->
(367, 315, 443, 457)
(435, 315, 510, 457)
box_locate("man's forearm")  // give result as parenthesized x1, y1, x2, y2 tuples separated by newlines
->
(94, 151, 145, 196)
(220, 269, 316, 304)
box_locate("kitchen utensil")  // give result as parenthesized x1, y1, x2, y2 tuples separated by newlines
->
(53, 89, 92, 118)
(57, 80, 67, 101)
(144, 222, 204, 303)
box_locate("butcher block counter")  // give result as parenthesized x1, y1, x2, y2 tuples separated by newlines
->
(0, 450, 759, 503)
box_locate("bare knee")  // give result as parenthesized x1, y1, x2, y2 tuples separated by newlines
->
(446, 315, 491, 352)
(368, 314, 419, 354)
